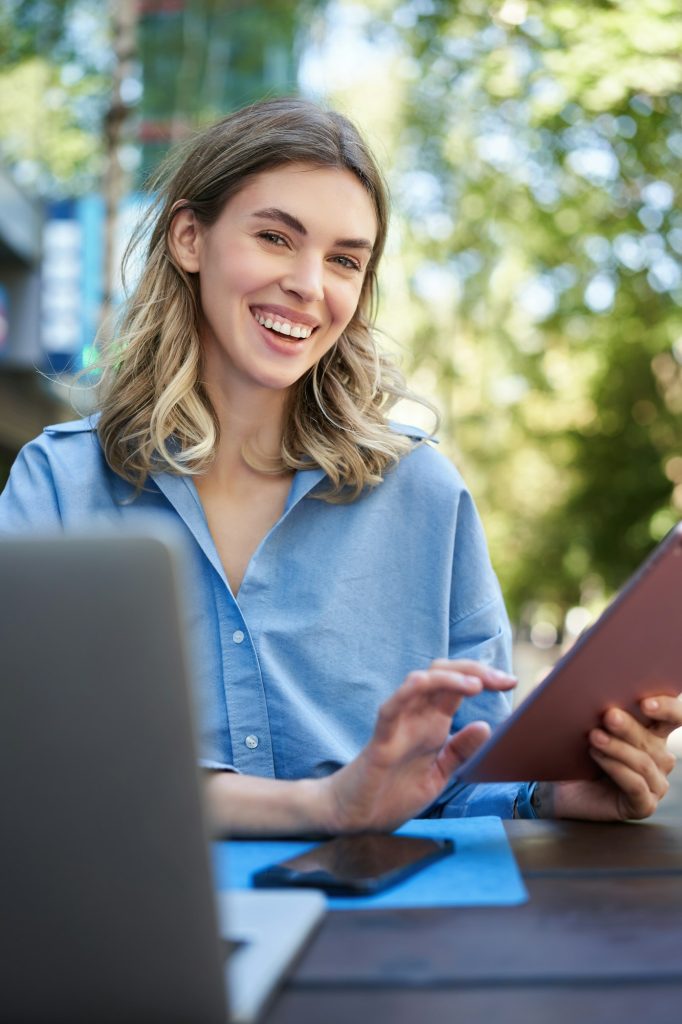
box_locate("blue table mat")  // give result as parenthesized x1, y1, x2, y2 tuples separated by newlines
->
(212, 816, 528, 909)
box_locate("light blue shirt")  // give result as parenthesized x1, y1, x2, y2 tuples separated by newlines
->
(0, 417, 525, 817)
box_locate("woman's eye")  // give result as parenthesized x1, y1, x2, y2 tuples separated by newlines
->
(332, 255, 362, 272)
(258, 231, 288, 246)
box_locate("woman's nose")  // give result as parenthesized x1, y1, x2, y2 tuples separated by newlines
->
(280, 253, 324, 303)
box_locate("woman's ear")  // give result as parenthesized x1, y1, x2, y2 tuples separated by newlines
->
(168, 205, 201, 273)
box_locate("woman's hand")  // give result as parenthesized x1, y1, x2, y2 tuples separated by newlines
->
(318, 659, 516, 834)
(204, 659, 515, 838)
(544, 694, 682, 821)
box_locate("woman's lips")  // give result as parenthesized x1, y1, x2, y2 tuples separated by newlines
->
(252, 314, 309, 356)
(250, 305, 319, 337)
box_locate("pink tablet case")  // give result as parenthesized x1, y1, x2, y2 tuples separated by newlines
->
(458, 523, 682, 782)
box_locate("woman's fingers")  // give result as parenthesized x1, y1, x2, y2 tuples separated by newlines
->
(556, 697, 680, 823)
(372, 663, 512, 755)
(590, 729, 671, 796)
(438, 720, 492, 777)
(589, 748, 669, 818)
(391, 667, 490, 706)
(374, 669, 483, 734)
(428, 658, 517, 690)
(596, 707, 678, 774)
(382, 663, 515, 720)
(639, 694, 682, 739)
(589, 705, 673, 818)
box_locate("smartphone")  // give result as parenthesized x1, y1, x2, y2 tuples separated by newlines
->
(252, 833, 455, 895)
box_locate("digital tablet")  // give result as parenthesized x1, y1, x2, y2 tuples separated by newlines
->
(457, 522, 682, 783)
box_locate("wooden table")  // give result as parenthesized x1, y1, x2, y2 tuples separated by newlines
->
(265, 768, 682, 1024)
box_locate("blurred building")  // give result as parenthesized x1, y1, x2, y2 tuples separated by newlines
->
(0, 169, 70, 481)
(137, 0, 314, 181)
(0, 0, 321, 488)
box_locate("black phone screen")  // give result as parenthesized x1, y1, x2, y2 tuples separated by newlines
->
(252, 834, 455, 895)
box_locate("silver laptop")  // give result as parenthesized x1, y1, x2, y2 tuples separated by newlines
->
(0, 532, 325, 1023)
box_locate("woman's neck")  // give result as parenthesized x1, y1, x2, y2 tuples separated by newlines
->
(202, 377, 291, 485)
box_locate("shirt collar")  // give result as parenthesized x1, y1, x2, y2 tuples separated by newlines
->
(44, 415, 434, 444)
(388, 420, 437, 442)
(45, 416, 432, 540)
(151, 465, 327, 590)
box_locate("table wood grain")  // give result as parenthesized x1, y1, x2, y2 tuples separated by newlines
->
(267, 984, 682, 1024)
(264, 765, 682, 1023)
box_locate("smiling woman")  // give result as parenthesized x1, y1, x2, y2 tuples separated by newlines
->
(1, 97, 680, 836)
(169, 165, 376, 400)
(96, 99, 415, 504)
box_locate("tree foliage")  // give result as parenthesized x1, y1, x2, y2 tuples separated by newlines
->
(0, 0, 324, 194)
(322, 0, 682, 621)
(0, 55, 103, 190)
(0, 0, 109, 195)
(2, 0, 681, 628)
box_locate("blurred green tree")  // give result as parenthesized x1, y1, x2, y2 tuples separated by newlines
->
(3, 0, 681, 626)
(329, 0, 682, 620)
(0, 0, 108, 195)
(0, 0, 325, 194)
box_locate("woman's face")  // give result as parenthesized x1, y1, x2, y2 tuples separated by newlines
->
(179, 163, 378, 398)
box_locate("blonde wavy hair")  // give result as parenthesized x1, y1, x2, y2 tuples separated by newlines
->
(95, 96, 435, 501)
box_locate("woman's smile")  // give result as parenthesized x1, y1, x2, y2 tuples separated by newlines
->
(250, 305, 318, 340)
(186, 163, 377, 395)
(250, 310, 313, 358)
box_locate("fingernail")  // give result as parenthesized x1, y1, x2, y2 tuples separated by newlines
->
(608, 710, 622, 727)
(491, 668, 517, 680)
(645, 699, 659, 712)
(593, 729, 610, 747)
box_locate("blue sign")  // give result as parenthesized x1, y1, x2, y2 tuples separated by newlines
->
(42, 194, 151, 373)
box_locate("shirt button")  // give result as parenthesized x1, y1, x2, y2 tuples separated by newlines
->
(232, 630, 245, 644)
(245, 735, 259, 750)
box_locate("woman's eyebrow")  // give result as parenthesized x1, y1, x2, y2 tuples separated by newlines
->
(251, 207, 374, 253)
(252, 207, 306, 234)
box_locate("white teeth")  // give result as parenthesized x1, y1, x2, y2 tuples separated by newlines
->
(252, 310, 312, 339)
